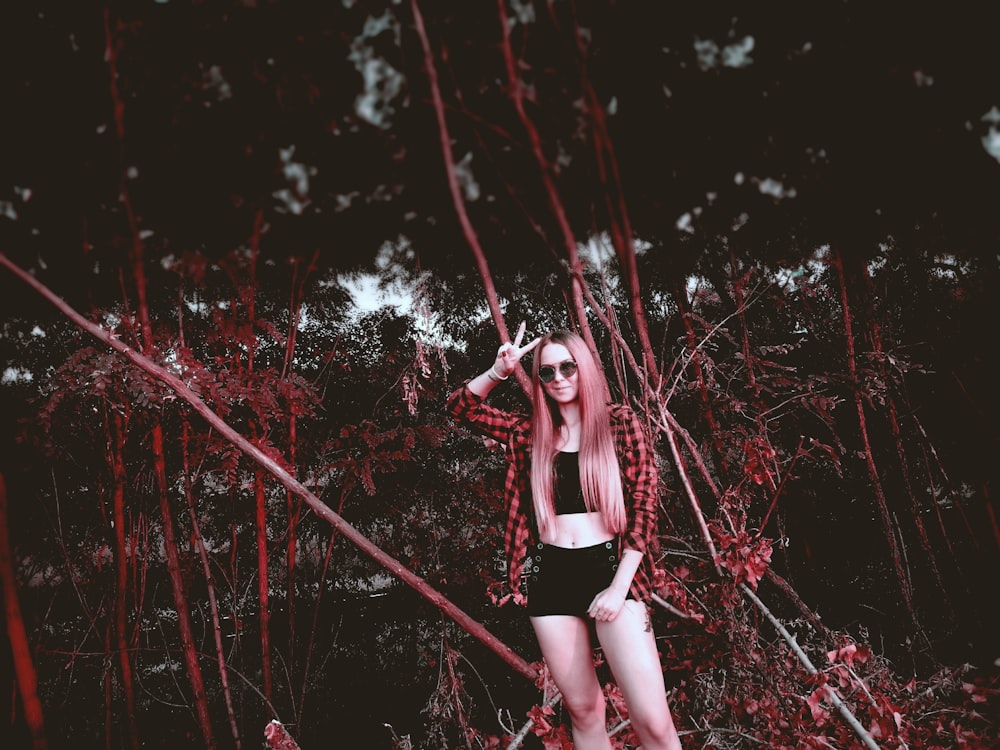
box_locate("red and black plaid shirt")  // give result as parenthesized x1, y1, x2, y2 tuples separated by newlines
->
(446, 384, 662, 606)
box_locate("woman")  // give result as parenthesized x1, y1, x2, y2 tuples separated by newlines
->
(446, 323, 682, 750)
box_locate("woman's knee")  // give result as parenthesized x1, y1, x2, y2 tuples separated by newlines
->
(562, 685, 606, 728)
(630, 705, 677, 746)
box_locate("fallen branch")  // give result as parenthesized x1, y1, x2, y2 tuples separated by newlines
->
(0, 252, 539, 684)
(740, 584, 881, 750)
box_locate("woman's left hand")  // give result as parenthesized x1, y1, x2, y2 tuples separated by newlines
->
(587, 586, 627, 622)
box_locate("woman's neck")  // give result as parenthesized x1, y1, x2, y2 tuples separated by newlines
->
(557, 404, 581, 449)
(558, 401, 581, 427)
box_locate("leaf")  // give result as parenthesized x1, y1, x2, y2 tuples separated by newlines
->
(806, 686, 830, 723)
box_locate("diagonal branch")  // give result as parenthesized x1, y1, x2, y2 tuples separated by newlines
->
(493, 0, 605, 395)
(741, 584, 881, 750)
(0, 252, 539, 684)
(409, 0, 530, 396)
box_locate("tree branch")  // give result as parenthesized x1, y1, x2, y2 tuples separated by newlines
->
(409, 0, 530, 396)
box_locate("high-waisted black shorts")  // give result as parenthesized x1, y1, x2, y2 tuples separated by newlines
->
(525, 539, 629, 617)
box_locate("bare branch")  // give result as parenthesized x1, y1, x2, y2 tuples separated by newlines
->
(741, 584, 882, 750)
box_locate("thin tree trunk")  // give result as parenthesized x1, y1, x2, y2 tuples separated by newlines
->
(240, 239, 270, 706)
(280, 253, 317, 691)
(912, 412, 980, 557)
(285, 418, 299, 686)
(104, 10, 216, 745)
(759, 436, 804, 534)
(985, 484, 1000, 550)
(568, 8, 659, 384)
(676, 286, 727, 469)
(730, 248, 758, 392)
(860, 264, 949, 602)
(297, 492, 344, 728)
(832, 247, 919, 635)
(595, 269, 630, 398)
(0, 473, 47, 750)
(125, 211, 216, 750)
(575, 276, 724, 564)
(657, 411, 723, 573)
(182, 419, 243, 749)
(408, 0, 528, 396)
(104, 617, 113, 750)
(151, 426, 217, 747)
(254, 468, 274, 703)
(129, 510, 150, 661)
(106, 408, 139, 750)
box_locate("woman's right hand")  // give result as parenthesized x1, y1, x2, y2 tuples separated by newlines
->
(494, 320, 541, 378)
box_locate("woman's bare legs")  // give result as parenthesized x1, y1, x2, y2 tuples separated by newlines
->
(596, 600, 682, 750)
(531, 615, 612, 750)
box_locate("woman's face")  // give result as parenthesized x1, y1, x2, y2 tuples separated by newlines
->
(538, 342, 579, 405)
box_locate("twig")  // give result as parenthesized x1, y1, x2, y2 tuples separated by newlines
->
(504, 692, 562, 750)
(455, 649, 515, 734)
(663, 279, 772, 404)
(845, 664, 880, 709)
(608, 718, 631, 738)
(650, 592, 697, 620)
(680, 725, 763, 744)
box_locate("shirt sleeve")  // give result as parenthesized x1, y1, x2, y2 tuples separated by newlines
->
(612, 403, 659, 555)
(446, 383, 526, 448)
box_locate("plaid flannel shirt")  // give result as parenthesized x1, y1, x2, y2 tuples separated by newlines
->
(446, 383, 662, 606)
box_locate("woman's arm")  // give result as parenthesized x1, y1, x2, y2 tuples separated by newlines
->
(587, 406, 658, 621)
(446, 379, 524, 446)
(446, 322, 541, 445)
(465, 366, 506, 399)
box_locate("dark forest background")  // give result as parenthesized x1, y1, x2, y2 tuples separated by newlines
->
(1, 1, 998, 748)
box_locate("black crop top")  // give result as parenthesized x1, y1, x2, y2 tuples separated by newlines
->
(554, 451, 591, 515)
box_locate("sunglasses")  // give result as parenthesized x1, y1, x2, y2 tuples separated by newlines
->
(538, 360, 578, 383)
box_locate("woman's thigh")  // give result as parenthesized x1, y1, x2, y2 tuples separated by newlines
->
(594, 600, 669, 719)
(530, 615, 603, 706)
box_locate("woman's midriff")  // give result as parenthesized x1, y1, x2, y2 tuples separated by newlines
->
(539, 511, 614, 548)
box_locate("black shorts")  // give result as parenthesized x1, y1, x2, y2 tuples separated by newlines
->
(525, 539, 629, 617)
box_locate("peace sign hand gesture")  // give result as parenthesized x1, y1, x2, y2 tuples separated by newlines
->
(493, 321, 541, 379)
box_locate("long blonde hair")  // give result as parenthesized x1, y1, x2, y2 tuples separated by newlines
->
(529, 331, 626, 536)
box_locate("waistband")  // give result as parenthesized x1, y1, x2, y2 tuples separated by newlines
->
(532, 538, 617, 557)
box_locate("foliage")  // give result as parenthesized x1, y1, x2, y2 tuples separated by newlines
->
(6, 232, 997, 749)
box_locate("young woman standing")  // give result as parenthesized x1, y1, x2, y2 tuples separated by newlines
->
(447, 323, 682, 749)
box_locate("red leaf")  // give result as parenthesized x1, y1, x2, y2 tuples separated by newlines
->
(806, 687, 830, 723)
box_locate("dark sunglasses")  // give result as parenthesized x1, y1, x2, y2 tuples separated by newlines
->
(538, 360, 578, 383)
